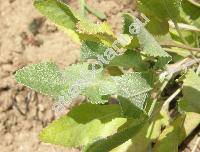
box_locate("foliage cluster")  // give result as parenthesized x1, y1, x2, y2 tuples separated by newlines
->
(15, 0, 200, 151)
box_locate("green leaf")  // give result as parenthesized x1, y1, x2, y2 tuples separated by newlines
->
(84, 119, 144, 152)
(145, 16, 169, 36)
(179, 70, 200, 113)
(123, 14, 171, 68)
(118, 96, 148, 119)
(89, 111, 169, 152)
(80, 41, 108, 60)
(15, 62, 67, 97)
(181, 0, 200, 21)
(34, 0, 80, 41)
(39, 103, 127, 147)
(154, 112, 200, 152)
(34, 0, 114, 43)
(153, 115, 184, 152)
(111, 73, 151, 109)
(15, 62, 105, 104)
(138, 0, 182, 21)
(179, 112, 200, 143)
(109, 50, 149, 71)
(15, 62, 151, 105)
(111, 112, 170, 152)
(81, 41, 149, 70)
(77, 21, 115, 45)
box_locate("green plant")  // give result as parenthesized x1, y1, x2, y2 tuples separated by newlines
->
(15, 0, 200, 151)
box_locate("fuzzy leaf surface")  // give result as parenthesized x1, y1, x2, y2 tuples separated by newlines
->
(123, 14, 171, 67)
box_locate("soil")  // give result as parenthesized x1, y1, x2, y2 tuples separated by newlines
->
(0, 0, 199, 152)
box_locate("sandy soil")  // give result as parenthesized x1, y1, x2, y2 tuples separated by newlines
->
(0, 0, 199, 152)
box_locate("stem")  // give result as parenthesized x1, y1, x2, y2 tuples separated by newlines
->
(168, 21, 200, 33)
(173, 20, 189, 45)
(160, 41, 200, 52)
(162, 88, 181, 111)
(163, 58, 200, 76)
(148, 78, 171, 116)
(79, 0, 86, 16)
(85, 4, 106, 20)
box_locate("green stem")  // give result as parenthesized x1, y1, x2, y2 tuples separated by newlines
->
(148, 78, 171, 116)
(162, 88, 181, 111)
(79, 0, 86, 16)
(173, 20, 189, 45)
(85, 4, 106, 20)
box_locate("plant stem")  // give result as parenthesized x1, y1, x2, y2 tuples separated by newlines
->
(164, 58, 200, 76)
(79, 0, 86, 16)
(162, 88, 181, 111)
(148, 78, 171, 116)
(168, 21, 200, 33)
(85, 4, 106, 20)
(173, 20, 189, 46)
(160, 41, 200, 52)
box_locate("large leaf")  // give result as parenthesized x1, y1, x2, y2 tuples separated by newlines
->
(123, 14, 171, 68)
(153, 115, 184, 152)
(34, 0, 80, 41)
(145, 16, 169, 36)
(153, 112, 200, 152)
(118, 96, 148, 119)
(138, 0, 182, 21)
(179, 70, 200, 113)
(15, 62, 108, 104)
(137, 0, 182, 35)
(81, 41, 149, 70)
(84, 119, 144, 152)
(15, 63, 151, 106)
(34, 0, 114, 43)
(111, 73, 151, 109)
(99, 73, 152, 109)
(39, 103, 127, 147)
(88, 111, 169, 152)
(15, 62, 67, 97)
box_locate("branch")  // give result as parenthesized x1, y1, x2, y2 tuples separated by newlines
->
(169, 21, 200, 33)
(160, 41, 200, 52)
(161, 58, 200, 77)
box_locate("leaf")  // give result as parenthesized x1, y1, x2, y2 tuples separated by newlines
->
(76, 21, 115, 45)
(111, 73, 151, 109)
(84, 119, 144, 152)
(109, 50, 149, 71)
(179, 70, 200, 113)
(111, 112, 170, 152)
(15, 62, 67, 97)
(145, 16, 169, 36)
(118, 96, 148, 119)
(181, 0, 200, 21)
(15, 62, 151, 106)
(34, 0, 80, 41)
(123, 14, 171, 68)
(153, 112, 200, 152)
(15, 62, 105, 104)
(153, 115, 184, 152)
(138, 0, 182, 21)
(34, 0, 114, 43)
(39, 103, 127, 147)
(88, 111, 169, 152)
(179, 112, 200, 143)
(80, 41, 108, 60)
(81, 41, 149, 70)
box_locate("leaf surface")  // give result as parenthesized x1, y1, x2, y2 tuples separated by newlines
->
(123, 14, 171, 68)
(179, 70, 200, 113)
(40, 103, 127, 147)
